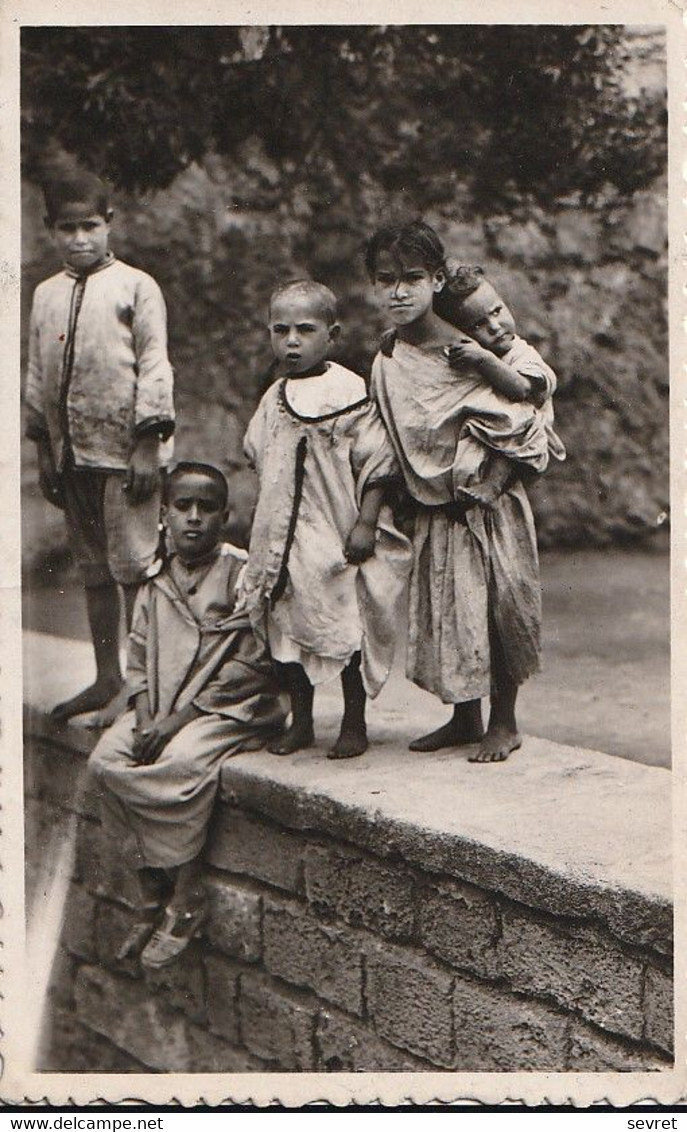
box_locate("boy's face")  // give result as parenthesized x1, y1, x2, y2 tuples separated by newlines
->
(49, 201, 112, 271)
(163, 473, 228, 563)
(372, 251, 444, 328)
(458, 281, 516, 357)
(269, 293, 339, 375)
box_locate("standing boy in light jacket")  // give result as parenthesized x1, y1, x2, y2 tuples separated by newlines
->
(25, 169, 175, 724)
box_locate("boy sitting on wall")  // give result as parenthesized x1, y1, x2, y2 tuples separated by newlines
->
(88, 463, 285, 968)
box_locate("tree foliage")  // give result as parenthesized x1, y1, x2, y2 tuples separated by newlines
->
(22, 25, 665, 208)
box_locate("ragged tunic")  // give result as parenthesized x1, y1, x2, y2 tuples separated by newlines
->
(371, 344, 550, 702)
(88, 544, 286, 868)
(500, 335, 566, 466)
(241, 363, 412, 697)
(372, 338, 557, 502)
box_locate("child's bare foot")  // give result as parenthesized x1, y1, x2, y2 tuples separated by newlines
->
(409, 701, 483, 752)
(328, 723, 368, 760)
(84, 683, 130, 730)
(268, 722, 315, 756)
(51, 676, 123, 724)
(469, 726, 521, 764)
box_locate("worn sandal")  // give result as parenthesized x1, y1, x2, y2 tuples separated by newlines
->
(116, 904, 163, 961)
(140, 903, 207, 970)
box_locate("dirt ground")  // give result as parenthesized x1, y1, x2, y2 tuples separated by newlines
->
(22, 547, 670, 769)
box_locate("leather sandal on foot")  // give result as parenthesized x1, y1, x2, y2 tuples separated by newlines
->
(116, 904, 163, 961)
(140, 903, 207, 969)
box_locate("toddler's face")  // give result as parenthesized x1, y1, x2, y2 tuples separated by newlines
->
(269, 294, 336, 375)
(50, 201, 112, 272)
(164, 474, 227, 563)
(372, 251, 444, 328)
(458, 281, 516, 357)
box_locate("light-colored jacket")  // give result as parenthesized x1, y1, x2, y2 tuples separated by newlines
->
(25, 255, 174, 471)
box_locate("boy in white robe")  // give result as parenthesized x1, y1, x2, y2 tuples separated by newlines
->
(241, 280, 411, 759)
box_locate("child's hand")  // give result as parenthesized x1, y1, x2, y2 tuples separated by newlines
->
(37, 441, 64, 509)
(126, 435, 161, 504)
(132, 714, 184, 765)
(446, 340, 489, 370)
(344, 519, 377, 564)
(527, 372, 549, 409)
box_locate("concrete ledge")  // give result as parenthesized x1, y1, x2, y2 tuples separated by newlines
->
(218, 741, 671, 955)
(23, 630, 673, 1071)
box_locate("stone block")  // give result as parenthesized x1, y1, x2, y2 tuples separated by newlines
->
(606, 192, 666, 258)
(605, 889, 672, 957)
(568, 1021, 671, 1072)
(263, 897, 364, 1015)
(553, 210, 601, 264)
(316, 1008, 432, 1072)
(440, 220, 488, 264)
(498, 907, 645, 1041)
(62, 884, 98, 961)
(24, 722, 98, 816)
(239, 970, 316, 1069)
(453, 978, 569, 1070)
(204, 952, 242, 1044)
(75, 819, 140, 909)
(365, 942, 454, 1066)
(143, 947, 207, 1026)
(74, 965, 199, 1072)
(183, 1023, 267, 1073)
(25, 797, 64, 880)
(644, 965, 673, 1055)
(304, 844, 415, 940)
(94, 899, 145, 979)
(39, 1006, 149, 1073)
(207, 806, 304, 893)
(418, 878, 500, 978)
(205, 874, 262, 961)
(486, 217, 552, 265)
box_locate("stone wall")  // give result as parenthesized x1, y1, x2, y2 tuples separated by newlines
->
(26, 712, 673, 1074)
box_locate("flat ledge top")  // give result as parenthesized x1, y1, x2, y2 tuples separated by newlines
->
(24, 629, 672, 951)
(219, 741, 671, 952)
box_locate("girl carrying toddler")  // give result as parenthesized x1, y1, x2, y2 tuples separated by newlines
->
(367, 221, 565, 764)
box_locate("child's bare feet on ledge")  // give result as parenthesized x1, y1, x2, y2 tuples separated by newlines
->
(84, 684, 130, 730)
(51, 676, 123, 724)
(409, 701, 483, 752)
(268, 722, 315, 756)
(328, 722, 368, 760)
(468, 726, 521, 764)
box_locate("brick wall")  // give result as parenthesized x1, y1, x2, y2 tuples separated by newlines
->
(25, 712, 673, 1074)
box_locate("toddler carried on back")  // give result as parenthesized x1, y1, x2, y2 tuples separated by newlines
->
(368, 221, 565, 764)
